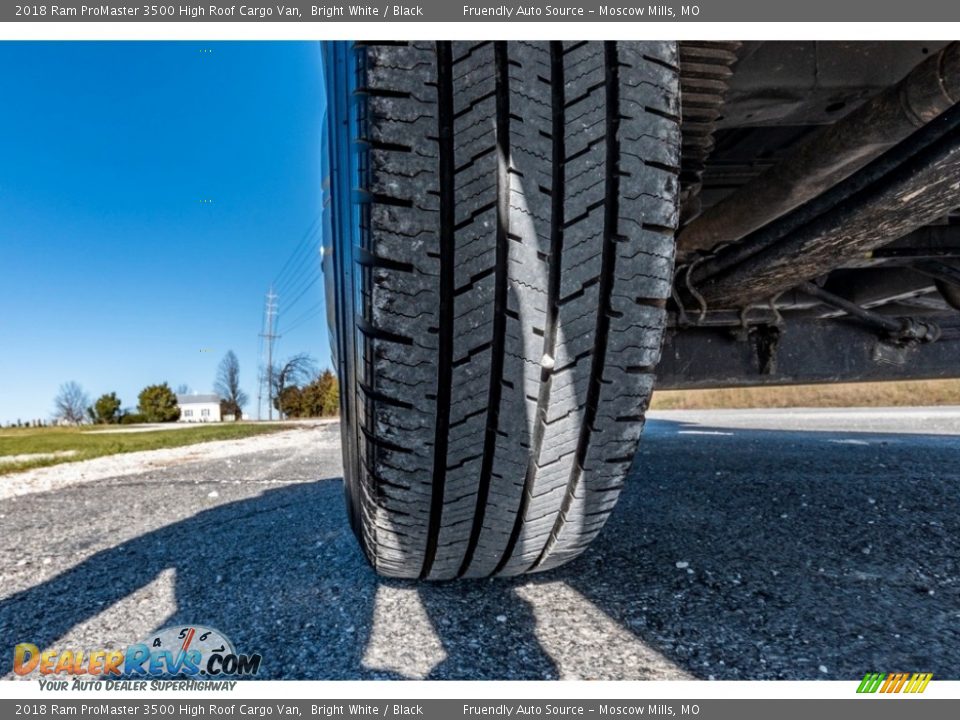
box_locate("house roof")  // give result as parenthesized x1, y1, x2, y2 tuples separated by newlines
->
(177, 394, 221, 405)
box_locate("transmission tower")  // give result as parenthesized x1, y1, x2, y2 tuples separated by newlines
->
(258, 287, 280, 421)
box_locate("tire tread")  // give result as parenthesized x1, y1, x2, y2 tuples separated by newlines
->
(347, 41, 679, 579)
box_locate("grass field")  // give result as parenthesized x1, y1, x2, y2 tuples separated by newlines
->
(0, 423, 289, 475)
(651, 378, 960, 411)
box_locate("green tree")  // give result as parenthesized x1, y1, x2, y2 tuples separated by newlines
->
(90, 392, 122, 424)
(270, 353, 316, 419)
(321, 376, 339, 416)
(138, 383, 180, 422)
(276, 385, 304, 419)
(297, 370, 340, 418)
(314, 369, 339, 416)
(298, 375, 324, 417)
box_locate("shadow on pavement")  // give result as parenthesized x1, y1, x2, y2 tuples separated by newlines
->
(1, 480, 375, 678)
(0, 478, 552, 679)
(2, 418, 957, 679)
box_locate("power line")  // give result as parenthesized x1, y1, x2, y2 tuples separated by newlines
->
(273, 227, 322, 299)
(275, 255, 320, 303)
(281, 305, 324, 336)
(272, 219, 324, 301)
(272, 215, 321, 293)
(280, 301, 324, 332)
(277, 265, 320, 310)
(283, 313, 323, 337)
(281, 275, 321, 317)
(258, 216, 325, 419)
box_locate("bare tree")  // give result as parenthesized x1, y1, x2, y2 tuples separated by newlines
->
(214, 350, 248, 419)
(54, 381, 89, 425)
(270, 353, 316, 418)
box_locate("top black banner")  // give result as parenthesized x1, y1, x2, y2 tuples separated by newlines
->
(5, 0, 960, 22)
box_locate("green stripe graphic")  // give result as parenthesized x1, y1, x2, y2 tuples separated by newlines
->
(857, 672, 885, 693)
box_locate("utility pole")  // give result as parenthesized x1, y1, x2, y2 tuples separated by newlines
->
(258, 287, 279, 421)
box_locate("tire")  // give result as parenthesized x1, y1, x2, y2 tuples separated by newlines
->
(324, 41, 680, 579)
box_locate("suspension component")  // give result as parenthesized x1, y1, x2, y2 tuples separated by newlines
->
(678, 42, 960, 257)
(678, 41, 742, 224)
(690, 102, 960, 309)
(801, 282, 941, 343)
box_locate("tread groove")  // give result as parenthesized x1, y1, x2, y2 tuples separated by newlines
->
(491, 41, 565, 577)
(456, 41, 511, 578)
(528, 41, 620, 573)
(419, 41, 455, 580)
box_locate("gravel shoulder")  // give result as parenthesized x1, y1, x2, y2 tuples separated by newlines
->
(0, 421, 337, 501)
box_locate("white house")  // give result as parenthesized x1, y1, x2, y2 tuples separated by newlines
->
(177, 394, 222, 423)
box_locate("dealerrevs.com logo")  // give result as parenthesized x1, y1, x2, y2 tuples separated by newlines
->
(14, 625, 261, 679)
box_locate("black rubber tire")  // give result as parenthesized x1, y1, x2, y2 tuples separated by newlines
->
(335, 41, 679, 579)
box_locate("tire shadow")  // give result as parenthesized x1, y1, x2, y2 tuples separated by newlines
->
(0, 476, 555, 680)
(415, 579, 556, 680)
(0, 479, 392, 679)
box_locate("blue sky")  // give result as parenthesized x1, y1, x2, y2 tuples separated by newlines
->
(0, 41, 329, 424)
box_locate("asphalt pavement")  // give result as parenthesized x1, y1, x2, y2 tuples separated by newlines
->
(1, 409, 958, 680)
